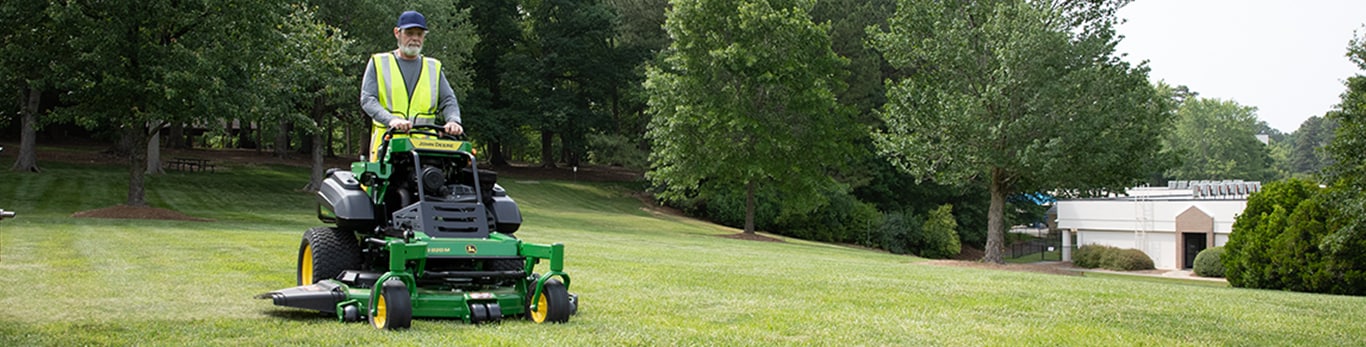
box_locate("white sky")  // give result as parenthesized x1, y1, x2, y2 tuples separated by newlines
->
(1115, 0, 1366, 133)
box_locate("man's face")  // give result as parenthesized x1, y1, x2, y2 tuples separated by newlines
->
(395, 27, 426, 57)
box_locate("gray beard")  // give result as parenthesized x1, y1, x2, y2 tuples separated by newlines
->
(400, 45, 422, 57)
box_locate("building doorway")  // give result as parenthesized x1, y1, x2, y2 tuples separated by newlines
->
(1182, 232, 1208, 269)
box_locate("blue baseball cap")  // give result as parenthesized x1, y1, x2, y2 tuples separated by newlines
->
(397, 11, 427, 30)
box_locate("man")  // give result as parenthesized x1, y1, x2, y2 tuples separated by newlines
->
(360, 10, 464, 161)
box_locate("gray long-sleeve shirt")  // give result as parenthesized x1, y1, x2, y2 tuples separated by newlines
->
(360, 51, 461, 126)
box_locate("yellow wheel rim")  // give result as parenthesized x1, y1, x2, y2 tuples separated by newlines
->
(530, 291, 549, 323)
(300, 244, 314, 285)
(373, 294, 388, 328)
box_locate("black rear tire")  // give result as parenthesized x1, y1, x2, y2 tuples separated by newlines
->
(297, 227, 362, 285)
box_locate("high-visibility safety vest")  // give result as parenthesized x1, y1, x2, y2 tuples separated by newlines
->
(369, 52, 443, 162)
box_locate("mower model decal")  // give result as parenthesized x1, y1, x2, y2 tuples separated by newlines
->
(428, 247, 452, 254)
(465, 244, 478, 254)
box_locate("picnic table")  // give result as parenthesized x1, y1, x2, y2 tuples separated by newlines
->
(166, 157, 215, 172)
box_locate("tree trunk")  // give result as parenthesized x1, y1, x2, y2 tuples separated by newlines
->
(490, 142, 509, 167)
(344, 116, 353, 159)
(126, 126, 150, 207)
(304, 99, 327, 192)
(540, 130, 556, 168)
(167, 122, 185, 149)
(304, 131, 325, 192)
(744, 180, 756, 234)
(563, 133, 580, 167)
(275, 119, 292, 157)
(491, 141, 513, 167)
(982, 167, 1008, 264)
(236, 119, 253, 149)
(11, 87, 41, 172)
(325, 115, 335, 158)
(145, 122, 163, 175)
(301, 131, 314, 155)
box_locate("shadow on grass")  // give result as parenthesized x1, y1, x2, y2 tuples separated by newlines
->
(260, 308, 334, 322)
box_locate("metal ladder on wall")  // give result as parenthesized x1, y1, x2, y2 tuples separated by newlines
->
(1134, 192, 1153, 255)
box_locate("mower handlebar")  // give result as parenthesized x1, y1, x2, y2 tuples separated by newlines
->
(388, 124, 466, 141)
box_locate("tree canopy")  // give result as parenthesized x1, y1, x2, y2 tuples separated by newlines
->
(1163, 97, 1275, 181)
(646, 0, 855, 234)
(48, 0, 284, 206)
(871, 0, 1171, 263)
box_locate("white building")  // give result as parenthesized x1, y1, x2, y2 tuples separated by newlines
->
(1054, 181, 1259, 270)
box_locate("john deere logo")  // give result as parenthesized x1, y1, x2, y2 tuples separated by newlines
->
(465, 244, 478, 254)
(412, 139, 460, 150)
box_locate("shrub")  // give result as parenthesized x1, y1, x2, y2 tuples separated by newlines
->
(1224, 179, 1366, 295)
(1072, 244, 1154, 271)
(1193, 246, 1226, 278)
(776, 192, 881, 244)
(1106, 248, 1155, 271)
(872, 211, 920, 255)
(917, 204, 961, 259)
(864, 205, 961, 258)
(586, 133, 648, 169)
(1072, 244, 1105, 268)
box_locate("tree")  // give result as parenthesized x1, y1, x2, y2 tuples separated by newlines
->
(1, 1, 60, 173)
(462, 0, 524, 167)
(871, 0, 1171, 263)
(504, 0, 621, 168)
(1319, 27, 1366, 277)
(1163, 97, 1275, 181)
(262, 4, 357, 192)
(1288, 115, 1336, 176)
(646, 0, 854, 234)
(811, 0, 895, 120)
(597, 0, 672, 166)
(49, 0, 283, 206)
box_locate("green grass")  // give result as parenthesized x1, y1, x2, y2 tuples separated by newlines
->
(3, 162, 1365, 345)
(1080, 272, 1230, 289)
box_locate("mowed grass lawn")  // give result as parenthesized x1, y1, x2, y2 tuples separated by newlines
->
(2, 161, 1365, 346)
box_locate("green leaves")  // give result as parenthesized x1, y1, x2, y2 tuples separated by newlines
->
(1163, 97, 1274, 181)
(871, 0, 1167, 261)
(646, 0, 855, 229)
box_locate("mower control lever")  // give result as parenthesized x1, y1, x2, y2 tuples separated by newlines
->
(365, 237, 389, 248)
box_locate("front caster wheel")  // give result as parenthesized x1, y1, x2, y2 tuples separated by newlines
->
(371, 279, 412, 330)
(528, 278, 571, 324)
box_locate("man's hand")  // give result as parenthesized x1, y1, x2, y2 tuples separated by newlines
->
(444, 121, 464, 135)
(388, 119, 412, 131)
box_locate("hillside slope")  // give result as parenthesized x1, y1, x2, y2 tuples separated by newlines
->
(0, 162, 1363, 345)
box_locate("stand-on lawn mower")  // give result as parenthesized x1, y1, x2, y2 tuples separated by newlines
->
(258, 125, 577, 330)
